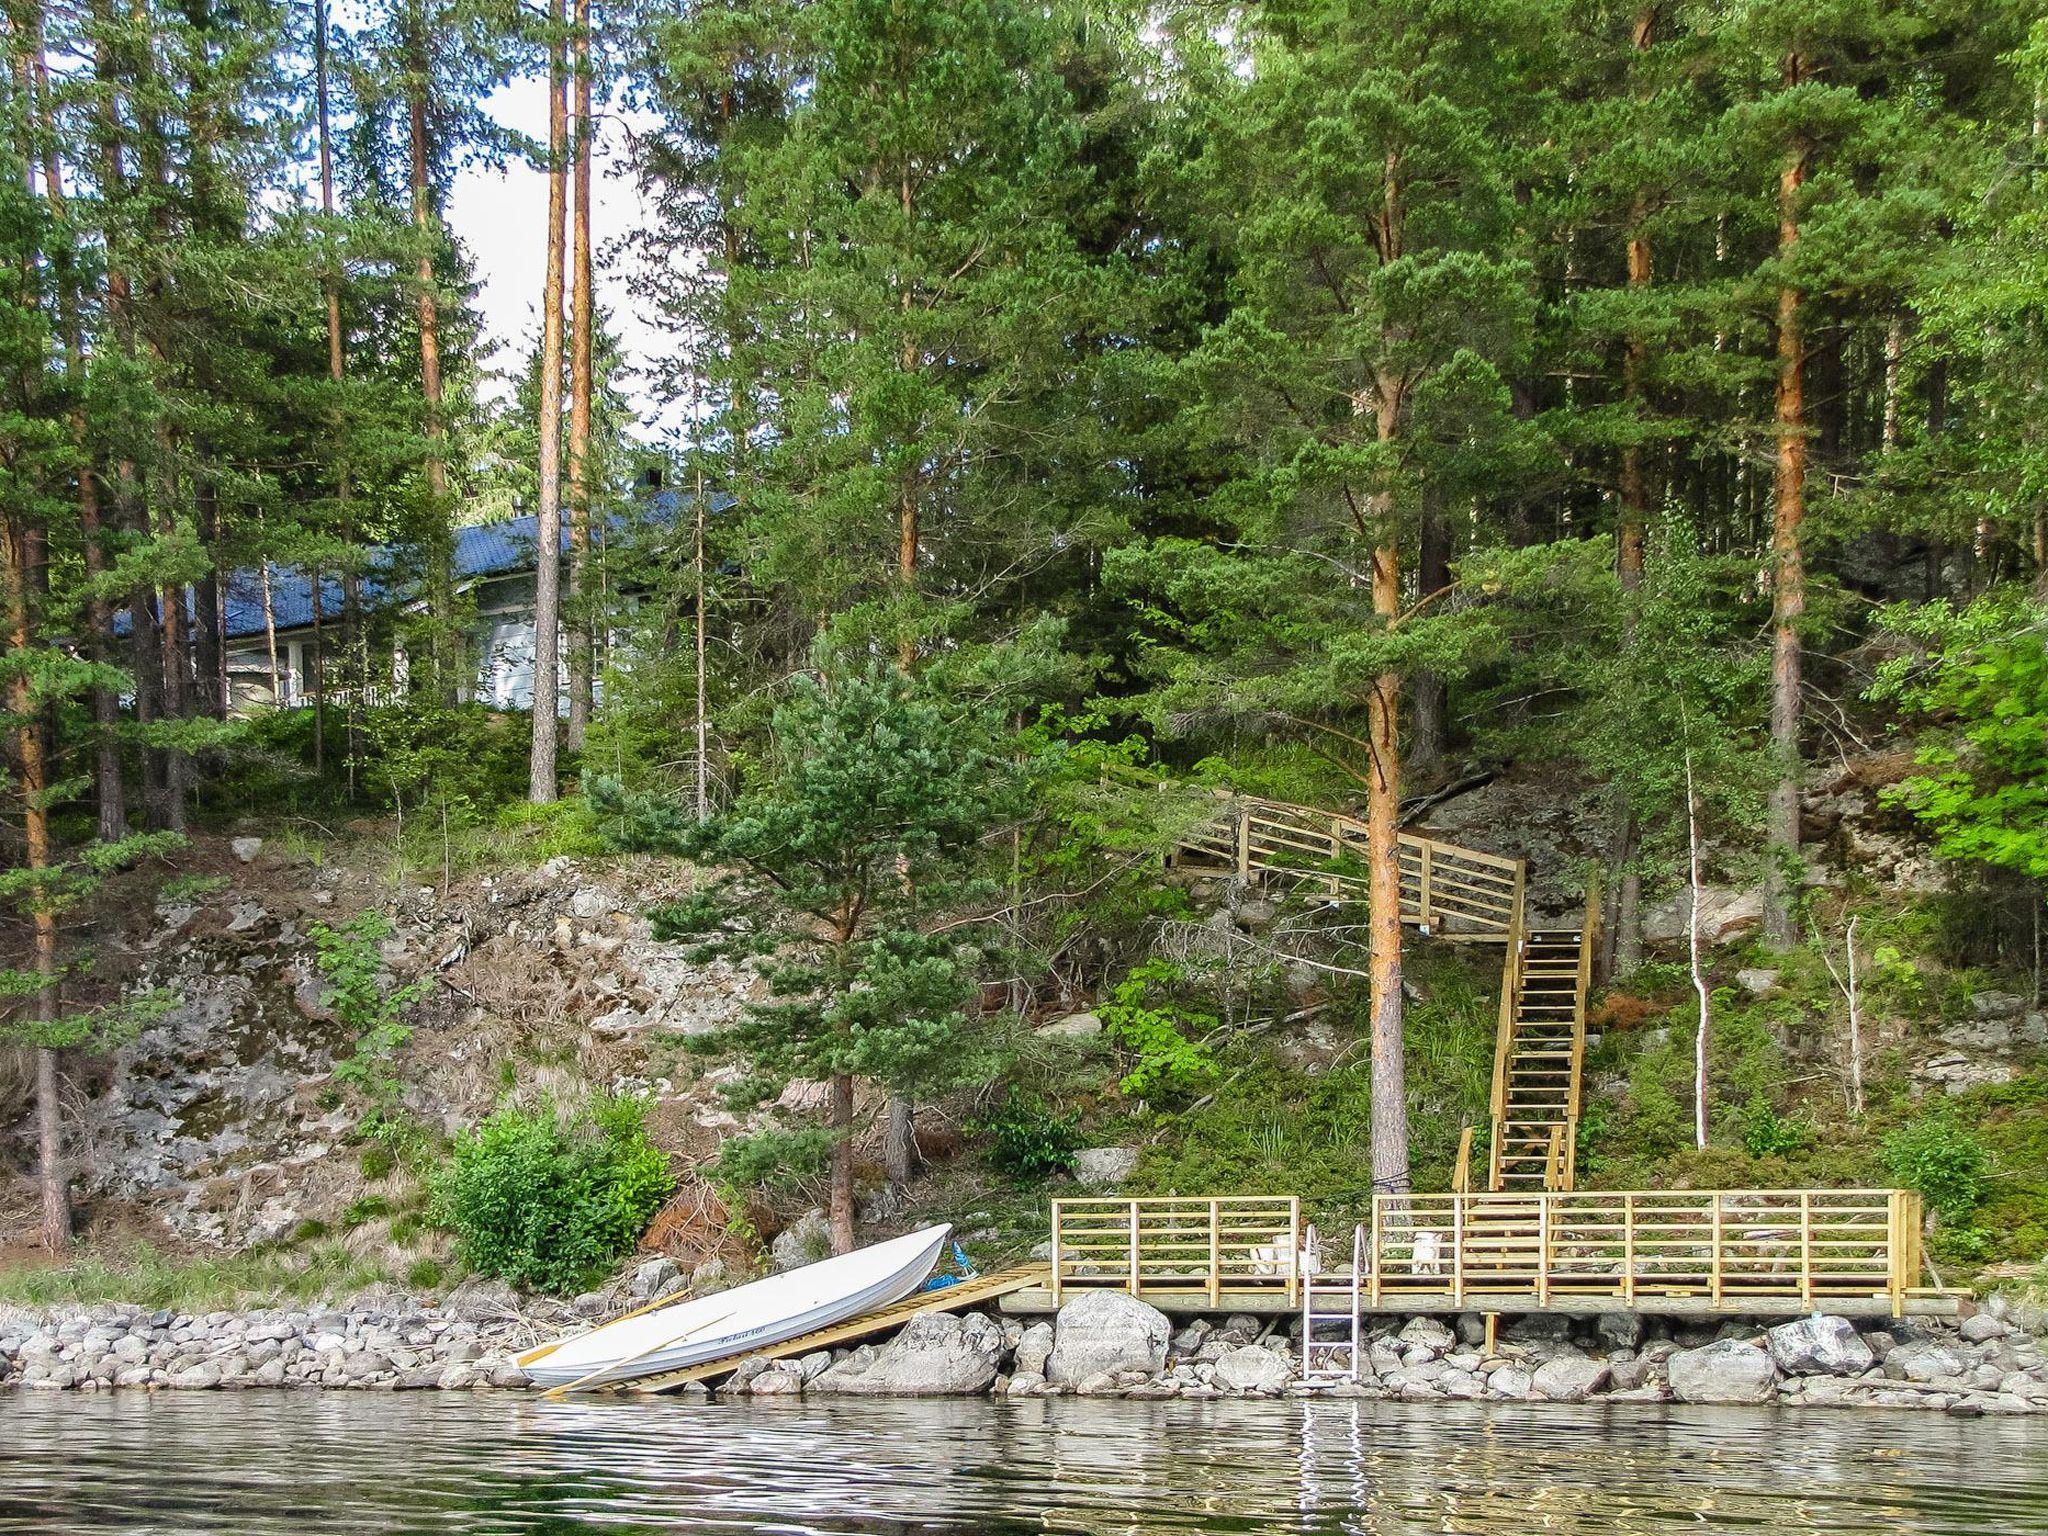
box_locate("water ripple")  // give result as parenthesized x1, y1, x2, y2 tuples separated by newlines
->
(2, 1393, 2044, 1535)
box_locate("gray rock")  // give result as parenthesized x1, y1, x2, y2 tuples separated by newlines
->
(1504, 1314, 1573, 1345)
(770, 1211, 833, 1273)
(1768, 1315, 1875, 1377)
(796, 1351, 833, 1383)
(1596, 1313, 1645, 1350)
(1397, 1317, 1455, 1359)
(1643, 885, 1765, 946)
(1969, 990, 2027, 1020)
(1013, 1322, 1054, 1378)
(1035, 1011, 1103, 1039)
(230, 836, 264, 864)
(442, 1278, 521, 1323)
(1047, 1292, 1170, 1388)
(746, 1364, 805, 1395)
(1488, 1366, 1534, 1399)
(1886, 1342, 1965, 1382)
(1735, 968, 1781, 996)
(811, 1313, 1002, 1396)
(1072, 1147, 1140, 1186)
(1923, 1052, 2014, 1095)
(631, 1258, 682, 1300)
(1960, 1313, 2011, 1344)
(1532, 1356, 1610, 1401)
(1213, 1344, 1293, 1393)
(1669, 1341, 1777, 1405)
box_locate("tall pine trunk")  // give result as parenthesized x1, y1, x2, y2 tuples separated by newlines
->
(29, 31, 125, 837)
(315, 0, 361, 782)
(565, 0, 595, 750)
(1765, 52, 1810, 949)
(1611, 3, 1657, 977)
(829, 1072, 855, 1255)
(528, 4, 568, 803)
(3, 508, 68, 1251)
(1366, 528, 1409, 1196)
(408, 11, 459, 705)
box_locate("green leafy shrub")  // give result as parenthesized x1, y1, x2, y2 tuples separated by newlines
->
(1101, 960, 1220, 1102)
(1736, 1094, 1810, 1158)
(1880, 1112, 1990, 1221)
(434, 1095, 675, 1295)
(313, 912, 426, 1121)
(972, 1090, 1084, 1179)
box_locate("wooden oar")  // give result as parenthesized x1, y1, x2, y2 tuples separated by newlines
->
(518, 1284, 703, 1370)
(539, 1306, 742, 1400)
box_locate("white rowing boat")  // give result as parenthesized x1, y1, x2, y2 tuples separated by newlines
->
(518, 1223, 953, 1391)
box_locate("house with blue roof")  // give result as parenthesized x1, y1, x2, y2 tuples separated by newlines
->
(218, 487, 691, 714)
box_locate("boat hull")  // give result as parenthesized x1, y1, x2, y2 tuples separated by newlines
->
(521, 1224, 953, 1390)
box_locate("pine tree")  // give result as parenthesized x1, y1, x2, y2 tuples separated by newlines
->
(1121, 0, 1554, 1193)
(591, 658, 1029, 1251)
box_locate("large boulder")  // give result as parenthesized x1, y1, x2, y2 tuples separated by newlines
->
(810, 1313, 1004, 1396)
(1047, 1292, 1170, 1387)
(1212, 1344, 1293, 1393)
(1884, 1342, 1965, 1383)
(1668, 1340, 1778, 1404)
(770, 1211, 833, 1273)
(1072, 1147, 1140, 1187)
(1767, 1315, 1875, 1377)
(1531, 1355, 1610, 1402)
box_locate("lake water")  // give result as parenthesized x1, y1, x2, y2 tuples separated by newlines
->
(2, 1393, 2044, 1534)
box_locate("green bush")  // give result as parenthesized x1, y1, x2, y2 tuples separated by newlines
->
(1736, 1094, 1811, 1158)
(972, 1090, 1084, 1180)
(1101, 960, 1220, 1102)
(434, 1095, 675, 1295)
(1880, 1112, 1990, 1222)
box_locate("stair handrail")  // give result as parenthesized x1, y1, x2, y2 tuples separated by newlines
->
(1569, 882, 1600, 1129)
(1486, 886, 1527, 1188)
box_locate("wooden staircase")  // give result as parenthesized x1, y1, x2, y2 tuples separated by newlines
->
(1160, 779, 1600, 1197)
(1488, 910, 1597, 1192)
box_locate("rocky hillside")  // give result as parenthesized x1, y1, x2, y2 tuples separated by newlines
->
(3, 756, 2045, 1306)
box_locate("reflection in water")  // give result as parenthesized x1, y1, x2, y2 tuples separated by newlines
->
(0, 1392, 2044, 1534)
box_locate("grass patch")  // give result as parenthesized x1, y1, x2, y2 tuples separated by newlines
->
(0, 1240, 392, 1312)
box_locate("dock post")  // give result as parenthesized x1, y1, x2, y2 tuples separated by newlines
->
(1127, 1200, 1141, 1296)
(1050, 1204, 1063, 1307)
(1799, 1192, 1814, 1309)
(1208, 1199, 1221, 1308)
(1288, 1200, 1301, 1307)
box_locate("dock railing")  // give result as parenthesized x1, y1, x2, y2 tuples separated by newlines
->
(1051, 1190, 1927, 1317)
(1050, 1196, 1302, 1307)
(1366, 1188, 1923, 1314)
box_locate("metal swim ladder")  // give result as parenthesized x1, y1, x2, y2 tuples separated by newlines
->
(1299, 1224, 1363, 1382)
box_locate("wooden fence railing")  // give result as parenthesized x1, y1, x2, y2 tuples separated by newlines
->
(1163, 790, 1526, 938)
(1050, 1191, 1927, 1317)
(1363, 1189, 1923, 1314)
(1050, 1196, 1303, 1306)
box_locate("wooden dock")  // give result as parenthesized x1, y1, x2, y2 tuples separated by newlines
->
(1033, 1193, 1958, 1321)
(627, 1263, 1050, 1394)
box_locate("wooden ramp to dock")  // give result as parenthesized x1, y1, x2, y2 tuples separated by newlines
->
(627, 1263, 1051, 1394)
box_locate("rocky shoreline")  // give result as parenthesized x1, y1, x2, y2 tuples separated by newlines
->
(4, 1281, 2044, 1414)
